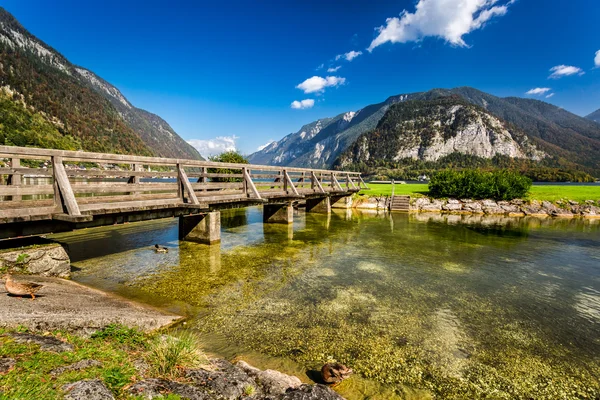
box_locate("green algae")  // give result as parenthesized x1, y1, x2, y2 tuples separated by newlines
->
(60, 208, 600, 399)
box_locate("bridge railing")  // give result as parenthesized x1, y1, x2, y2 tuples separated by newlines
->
(0, 145, 366, 223)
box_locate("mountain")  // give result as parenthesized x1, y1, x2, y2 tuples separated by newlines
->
(336, 96, 545, 169)
(249, 87, 600, 177)
(0, 7, 202, 159)
(587, 109, 600, 123)
(248, 93, 418, 168)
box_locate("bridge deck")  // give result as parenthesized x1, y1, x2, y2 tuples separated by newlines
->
(0, 146, 366, 236)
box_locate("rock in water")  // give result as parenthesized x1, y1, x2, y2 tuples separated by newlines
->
(279, 383, 346, 399)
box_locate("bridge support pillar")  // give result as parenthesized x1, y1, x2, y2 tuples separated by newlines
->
(306, 196, 331, 213)
(331, 195, 353, 209)
(263, 202, 294, 224)
(179, 211, 221, 245)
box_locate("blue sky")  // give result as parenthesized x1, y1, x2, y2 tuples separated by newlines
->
(2, 0, 599, 157)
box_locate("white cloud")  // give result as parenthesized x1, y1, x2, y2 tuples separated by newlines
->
(295, 76, 346, 94)
(336, 50, 363, 61)
(545, 93, 555, 98)
(257, 141, 274, 151)
(327, 66, 341, 72)
(316, 63, 324, 70)
(188, 136, 237, 158)
(367, 0, 513, 51)
(595, 50, 600, 68)
(525, 87, 551, 95)
(548, 65, 584, 79)
(290, 99, 315, 109)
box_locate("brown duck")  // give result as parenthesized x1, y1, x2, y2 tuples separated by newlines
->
(321, 363, 353, 384)
(2, 274, 43, 300)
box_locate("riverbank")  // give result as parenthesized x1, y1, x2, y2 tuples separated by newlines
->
(364, 183, 600, 203)
(0, 325, 344, 399)
(0, 275, 181, 335)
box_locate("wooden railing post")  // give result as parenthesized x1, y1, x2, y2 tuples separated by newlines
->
(284, 170, 299, 196)
(311, 171, 325, 193)
(283, 169, 288, 193)
(52, 156, 81, 216)
(177, 163, 199, 205)
(8, 157, 21, 201)
(243, 167, 261, 199)
(197, 167, 207, 192)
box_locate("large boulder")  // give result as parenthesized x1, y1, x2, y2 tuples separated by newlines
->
(185, 359, 260, 399)
(0, 244, 70, 278)
(236, 360, 302, 395)
(278, 384, 345, 400)
(127, 378, 211, 400)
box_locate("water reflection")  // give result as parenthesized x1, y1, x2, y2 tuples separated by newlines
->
(53, 208, 600, 399)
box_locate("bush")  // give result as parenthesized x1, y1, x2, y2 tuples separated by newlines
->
(208, 151, 248, 182)
(428, 169, 532, 200)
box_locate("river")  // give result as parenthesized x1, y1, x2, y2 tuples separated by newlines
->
(50, 208, 600, 399)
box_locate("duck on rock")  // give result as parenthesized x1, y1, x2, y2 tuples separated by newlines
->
(2, 274, 44, 300)
(321, 363, 353, 385)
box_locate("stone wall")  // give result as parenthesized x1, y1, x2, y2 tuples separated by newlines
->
(411, 198, 600, 218)
(0, 243, 70, 278)
(352, 195, 600, 218)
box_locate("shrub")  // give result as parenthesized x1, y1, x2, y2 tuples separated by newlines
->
(146, 331, 208, 377)
(428, 169, 532, 200)
(208, 151, 248, 182)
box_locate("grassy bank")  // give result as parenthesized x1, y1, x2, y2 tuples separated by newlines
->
(0, 325, 206, 400)
(363, 183, 600, 203)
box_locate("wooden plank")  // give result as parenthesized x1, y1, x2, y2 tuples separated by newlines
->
(0, 206, 57, 219)
(52, 213, 94, 223)
(64, 169, 176, 178)
(283, 170, 299, 196)
(70, 183, 178, 194)
(0, 185, 55, 196)
(244, 168, 262, 200)
(0, 199, 54, 209)
(79, 198, 181, 212)
(177, 164, 199, 205)
(52, 156, 81, 216)
(0, 168, 52, 177)
(190, 182, 244, 190)
(77, 193, 178, 205)
(188, 172, 243, 179)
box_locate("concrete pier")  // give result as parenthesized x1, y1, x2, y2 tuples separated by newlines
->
(331, 195, 353, 209)
(179, 211, 221, 244)
(306, 197, 331, 213)
(263, 202, 294, 224)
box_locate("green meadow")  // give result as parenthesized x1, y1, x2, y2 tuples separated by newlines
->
(363, 183, 600, 203)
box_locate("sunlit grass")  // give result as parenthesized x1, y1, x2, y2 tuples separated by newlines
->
(361, 183, 600, 202)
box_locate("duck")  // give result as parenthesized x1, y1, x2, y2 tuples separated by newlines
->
(2, 274, 43, 300)
(154, 244, 169, 253)
(321, 362, 353, 385)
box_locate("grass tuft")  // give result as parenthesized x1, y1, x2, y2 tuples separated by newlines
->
(146, 331, 208, 378)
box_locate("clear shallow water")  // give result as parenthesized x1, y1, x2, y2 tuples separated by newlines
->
(52, 209, 600, 399)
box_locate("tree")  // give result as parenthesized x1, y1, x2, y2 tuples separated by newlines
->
(208, 151, 248, 182)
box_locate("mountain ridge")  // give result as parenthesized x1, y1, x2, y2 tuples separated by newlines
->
(0, 7, 202, 160)
(249, 87, 600, 176)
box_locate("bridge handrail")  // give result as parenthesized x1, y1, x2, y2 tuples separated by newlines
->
(0, 145, 367, 223)
(0, 146, 361, 175)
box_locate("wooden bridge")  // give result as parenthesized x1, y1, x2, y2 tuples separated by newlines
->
(0, 145, 366, 243)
